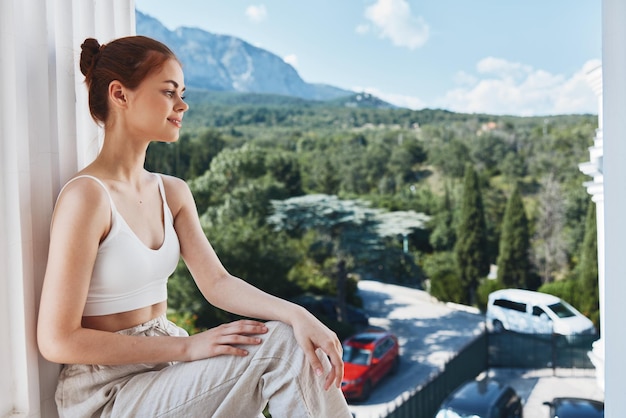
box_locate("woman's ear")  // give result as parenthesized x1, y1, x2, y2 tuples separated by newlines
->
(108, 80, 128, 109)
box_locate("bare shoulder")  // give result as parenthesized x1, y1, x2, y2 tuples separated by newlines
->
(56, 176, 110, 209)
(158, 174, 195, 215)
(52, 176, 111, 233)
(158, 173, 188, 189)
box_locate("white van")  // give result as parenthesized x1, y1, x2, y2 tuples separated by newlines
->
(486, 289, 596, 336)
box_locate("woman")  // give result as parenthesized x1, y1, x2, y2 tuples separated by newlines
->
(37, 35, 352, 418)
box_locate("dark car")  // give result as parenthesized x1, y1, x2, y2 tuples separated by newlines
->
(341, 329, 400, 401)
(291, 294, 369, 328)
(435, 379, 523, 418)
(543, 397, 604, 418)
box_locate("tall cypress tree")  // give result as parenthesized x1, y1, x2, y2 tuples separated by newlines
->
(496, 184, 531, 288)
(455, 165, 489, 304)
(578, 201, 599, 322)
(430, 184, 456, 251)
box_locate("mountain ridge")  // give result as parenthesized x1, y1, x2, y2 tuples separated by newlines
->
(136, 10, 382, 104)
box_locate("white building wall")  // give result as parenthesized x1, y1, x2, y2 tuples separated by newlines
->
(0, 1, 134, 417)
(602, 1, 626, 417)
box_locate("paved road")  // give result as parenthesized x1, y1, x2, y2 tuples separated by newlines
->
(348, 280, 485, 418)
(347, 280, 604, 418)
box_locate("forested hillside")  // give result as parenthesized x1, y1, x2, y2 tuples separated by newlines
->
(147, 90, 600, 336)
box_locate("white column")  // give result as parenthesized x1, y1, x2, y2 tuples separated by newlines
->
(579, 64, 604, 391)
(602, 0, 626, 416)
(0, 0, 134, 416)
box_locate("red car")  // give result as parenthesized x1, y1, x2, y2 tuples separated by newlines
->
(341, 328, 400, 401)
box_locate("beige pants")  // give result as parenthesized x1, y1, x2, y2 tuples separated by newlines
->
(55, 316, 351, 418)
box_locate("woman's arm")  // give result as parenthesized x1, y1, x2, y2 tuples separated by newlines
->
(164, 175, 344, 388)
(37, 178, 266, 366)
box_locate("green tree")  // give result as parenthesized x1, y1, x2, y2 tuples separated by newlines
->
(189, 144, 278, 215)
(496, 184, 532, 288)
(387, 134, 427, 187)
(482, 183, 507, 264)
(307, 155, 340, 195)
(265, 151, 303, 196)
(145, 129, 228, 179)
(500, 151, 526, 180)
(471, 132, 509, 175)
(177, 144, 302, 328)
(205, 217, 300, 299)
(532, 174, 568, 283)
(429, 185, 456, 251)
(455, 164, 490, 304)
(145, 135, 181, 176)
(429, 138, 470, 178)
(424, 251, 464, 303)
(577, 202, 599, 326)
(269, 194, 381, 323)
(269, 195, 428, 319)
(187, 129, 227, 178)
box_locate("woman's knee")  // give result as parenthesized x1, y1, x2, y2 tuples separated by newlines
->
(264, 321, 295, 342)
(261, 321, 301, 355)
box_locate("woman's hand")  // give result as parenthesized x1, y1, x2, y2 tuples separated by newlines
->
(184, 319, 268, 361)
(290, 308, 344, 390)
(165, 177, 342, 388)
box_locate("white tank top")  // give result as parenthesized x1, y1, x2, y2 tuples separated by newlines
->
(58, 174, 180, 316)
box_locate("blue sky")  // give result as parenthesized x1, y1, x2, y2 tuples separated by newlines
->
(134, 0, 601, 116)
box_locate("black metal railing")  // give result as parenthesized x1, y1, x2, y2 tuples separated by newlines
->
(488, 331, 597, 369)
(381, 332, 488, 418)
(379, 330, 597, 418)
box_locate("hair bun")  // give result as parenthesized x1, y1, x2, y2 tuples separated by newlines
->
(80, 38, 103, 78)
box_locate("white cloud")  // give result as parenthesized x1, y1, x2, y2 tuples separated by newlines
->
(349, 58, 600, 116)
(245, 4, 267, 23)
(552, 61, 602, 114)
(283, 54, 298, 68)
(476, 57, 533, 81)
(363, 0, 429, 50)
(355, 23, 370, 35)
(453, 71, 478, 87)
(437, 58, 600, 116)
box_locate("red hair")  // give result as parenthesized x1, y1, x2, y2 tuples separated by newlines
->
(79, 36, 179, 124)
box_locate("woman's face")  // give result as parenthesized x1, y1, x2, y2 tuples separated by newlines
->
(123, 58, 189, 143)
